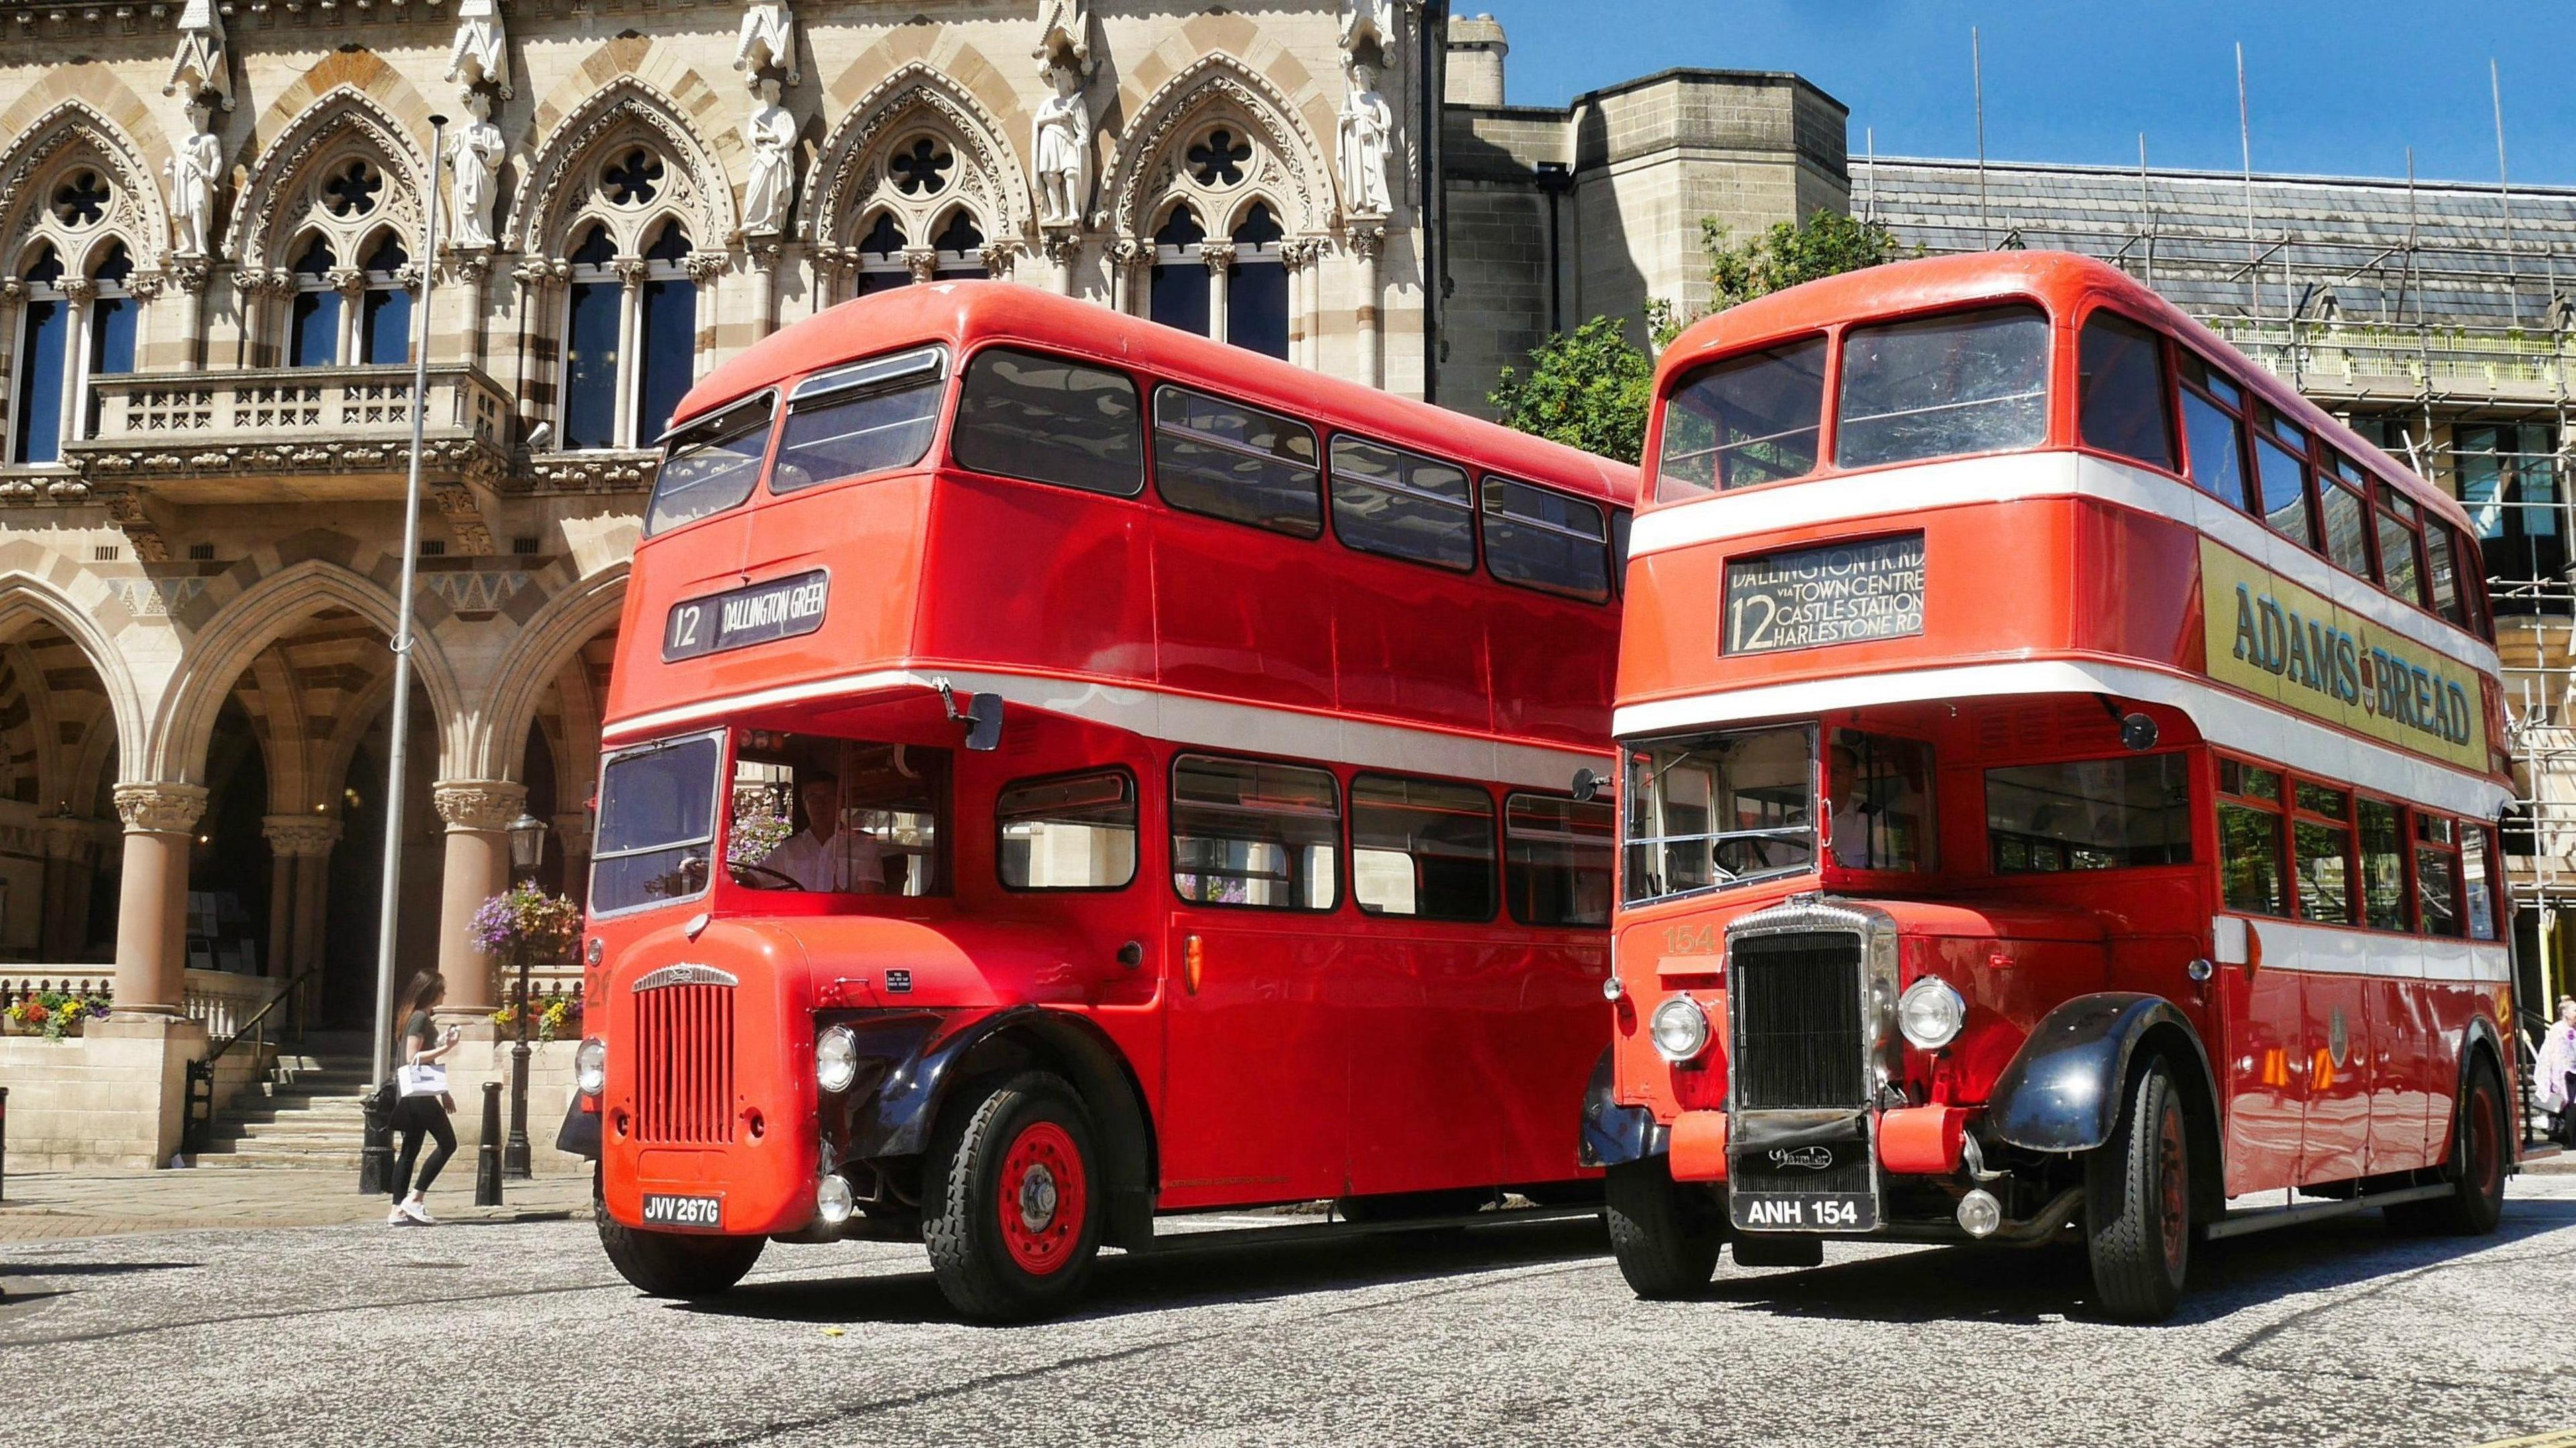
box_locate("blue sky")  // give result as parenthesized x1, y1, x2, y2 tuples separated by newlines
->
(1477, 2, 2576, 188)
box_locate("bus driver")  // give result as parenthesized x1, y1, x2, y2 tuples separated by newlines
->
(762, 772, 888, 893)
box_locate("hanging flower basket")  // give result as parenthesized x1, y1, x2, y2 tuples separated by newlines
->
(3, 989, 107, 1040)
(471, 883, 584, 1002)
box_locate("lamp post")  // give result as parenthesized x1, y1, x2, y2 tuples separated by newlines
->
(502, 810, 545, 1178)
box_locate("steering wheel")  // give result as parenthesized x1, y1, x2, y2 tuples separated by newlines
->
(1713, 836, 1780, 878)
(729, 860, 804, 891)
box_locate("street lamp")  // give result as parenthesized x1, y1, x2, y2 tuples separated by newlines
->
(503, 810, 545, 1178)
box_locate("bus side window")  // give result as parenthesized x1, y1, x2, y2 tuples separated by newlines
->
(996, 769, 1138, 891)
(2461, 824, 2499, 942)
(1350, 774, 1497, 922)
(2424, 526, 2467, 627)
(2252, 428, 2316, 551)
(952, 347, 1144, 496)
(1483, 476, 1611, 602)
(1984, 754, 2190, 874)
(2290, 781, 2357, 926)
(2175, 351, 2253, 509)
(1502, 793, 1613, 927)
(2373, 485, 2429, 608)
(2215, 758, 2290, 916)
(2358, 798, 2408, 931)
(2076, 312, 2176, 472)
(1828, 730, 1932, 873)
(1153, 385, 1323, 538)
(2316, 470, 2373, 580)
(2415, 813, 2464, 939)
(1328, 435, 1474, 569)
(1170, 754, 1340, 910)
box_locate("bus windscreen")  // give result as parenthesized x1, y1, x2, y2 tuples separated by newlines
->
(1835, 305, 2049, 471)
(592, 732, 723, 914)
(1655, 337, 1827, 501)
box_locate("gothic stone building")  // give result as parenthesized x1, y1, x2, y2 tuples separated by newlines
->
(0, 3, 1844, 1166)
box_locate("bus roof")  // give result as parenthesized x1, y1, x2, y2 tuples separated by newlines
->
(1655, 250, 2473, 535)
(676, 281, 1638, 508)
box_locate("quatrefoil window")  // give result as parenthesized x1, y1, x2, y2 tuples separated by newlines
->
(601, 149, 665, 207)
(889, 137, 955, 197)
(321, 159, 384, 217)
(1187, 129, 1252, 189)
(50, 170, 109, 228)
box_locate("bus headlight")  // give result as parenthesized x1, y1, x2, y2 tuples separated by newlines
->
(574, 1037, 606, 1097)
(1650, 997, 1712, 1064)
(815, 1025, 859, 1094)
(1898, 977, 1968, 1051)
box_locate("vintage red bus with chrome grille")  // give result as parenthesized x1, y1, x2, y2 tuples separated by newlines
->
(1585, 252, 2530, 1321)
(564, 281, 1635, 1319)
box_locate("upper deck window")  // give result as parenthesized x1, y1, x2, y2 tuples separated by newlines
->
(2252, 430, 2316, 550)
(1835, 305, 2049, 470)
(1329, 435, 1474, 570)
(953, 347, 1144, 496)
(769, 345, 946, 496)
(2176, 351, 2252, 508)
(1482, 477, 1612, 602)
(2076, 313, 2176, 472)
(646, 392, 775, 536)
(2373, 485, 2428, 607)
(1655, 336, 1827, 501)
(1152, 386, 1323, 537)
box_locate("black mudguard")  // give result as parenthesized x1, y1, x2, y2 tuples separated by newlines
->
(555, 1098, 602, 1160)
(814, 1009, 955, 1161)
(1986, 993, 2215, 1154)
(1579, 1048, 1666, 1168)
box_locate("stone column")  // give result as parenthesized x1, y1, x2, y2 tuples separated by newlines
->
(431, 779, 525, 1021)
(449, 248, 495, 371)
(1348, 223, 1387, 390)
(1108, 238, 1142, 315)
(329, 266, 366, 366)
(261, 816, 341, 981)
(1203, 241, 1236, 348)
(109, 783, 207, 1017)
(57, 278, 93, 447)
(1042, 231, 1081, 298)
(744, 239, 780, 340)
(1281, 240, 1313, 370)
(34, 816, 95, 961)
(903, 247, 938, 286)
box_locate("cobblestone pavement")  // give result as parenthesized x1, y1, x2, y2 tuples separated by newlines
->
(1, 1173, 2571, 1447)
(0, 1167, 590, 1241)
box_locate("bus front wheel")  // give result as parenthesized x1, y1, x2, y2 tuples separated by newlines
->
(922, 1070, 1105, 1322)
(594, 1168, 766, 1299)
(1605, 1158, 1725, 1298)
(2084, 1058, 2191, 1323)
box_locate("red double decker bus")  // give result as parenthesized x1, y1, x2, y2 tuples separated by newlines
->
(567, 282, 1635, 1319)
(1587, 252, 2528, 1320)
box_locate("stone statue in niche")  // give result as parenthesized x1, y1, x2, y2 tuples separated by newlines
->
(1338, 59, 1394, 217)
(445, 0, 511, 99)
(1032, 0, 1093, 75)
(735, 1, 800, 89)
(1339, 0, 1395, 58)
(448, 87, 505, 249)
(167, 101, 223, 257)
(1032, 58, 1091, 229)
(741, 71, 797, 236)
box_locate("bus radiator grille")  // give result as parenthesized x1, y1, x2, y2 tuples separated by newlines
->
(1728, 931, 1868, 1111)
(635, 981, 735, 1144)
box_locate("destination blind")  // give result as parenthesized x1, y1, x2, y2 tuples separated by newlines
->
(1723, 533, 1925, 655)
(663, 569, 830, 662)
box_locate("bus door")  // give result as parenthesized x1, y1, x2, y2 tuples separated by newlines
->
(1155, 755, 1350, 1208)
(2286, 781, 2371, 1184)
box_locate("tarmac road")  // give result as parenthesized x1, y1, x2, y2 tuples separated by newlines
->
(3, 1176, 2571, 1448)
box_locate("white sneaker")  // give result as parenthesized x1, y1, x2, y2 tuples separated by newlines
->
(400, 1199, 437, 1225)
(388, 1205, 412, 1225)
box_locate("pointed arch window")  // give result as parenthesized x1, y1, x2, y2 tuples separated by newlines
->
(10, 249, 69, 464)
(1228, 203, 1289, 360)
(637, 221, 698, 445)
(851, 213, 908, 300)
(561, 224, 623, 451)
(929, 209, 985, 282)
(288, 234, 341, 369)
(1149, 203, 1210, 337)
(82, 243, 138, 435)
(358, 233, 412, 366)
(557, 217, 703, 453)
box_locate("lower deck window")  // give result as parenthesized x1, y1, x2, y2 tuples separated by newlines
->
(728, 734, 951, 897)
(1984, 754, 2190, 874)
(2216, 759, 2288, 915)
(2359, 799, 2408, 930)
(2292, 782, 2356, 926)
(1351, 775, 1496, 921)
(1171, 755, 1340, 909)
(1830, 731, 1932, 871)
(997, 770, 1137, 891)
(1504, 794, 1613, 927)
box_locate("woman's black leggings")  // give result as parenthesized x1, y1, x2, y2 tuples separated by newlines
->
(390, 1095, 458, 1199)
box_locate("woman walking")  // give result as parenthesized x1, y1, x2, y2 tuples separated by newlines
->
(2538, 997, 2576, 1150)
(387, 970, 462, 1225)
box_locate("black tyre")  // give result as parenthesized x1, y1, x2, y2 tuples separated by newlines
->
(922, 1070, 1105, 1323)
(1604, 1158, 1724, 1298)
(594, 1168, 765, 1299)
(2084, 1058, 2192, 1323)
(2388, 1061, 2508, 1237)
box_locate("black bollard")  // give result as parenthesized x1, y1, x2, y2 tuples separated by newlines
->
(0, 1085, 9, 1204)
(358, 1086, 394, 1196)
(474, 1080, 504, 1207)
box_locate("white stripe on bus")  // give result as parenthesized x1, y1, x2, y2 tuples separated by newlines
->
(603, 667, 1609, 792)
(2245, 916, 2512, 985)
(1628, 451, 2502, 677)
(1612, 658, 2512, 821)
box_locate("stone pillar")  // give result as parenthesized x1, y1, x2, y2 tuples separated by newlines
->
(35, 816, 95, 961)
(110, 783, 207, 1017)
(1108, 238, 1142, 315)
(1203, 241, 1235, 348)
(1348, 224, 1387, 390)
(431, 779, 525, 1021)
(261, 816, 341, 981)
(1042, 231, 1081, 298)
(449, 249, 495, 370)
(745, 240, 780, 340)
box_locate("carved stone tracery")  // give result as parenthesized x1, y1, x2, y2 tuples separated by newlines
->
(513, 81, 739, 260)
(0, 103, 170, 280)
(1107, 60, 1333, 250)
(229, 88, 431, 272)
(803, 63, 1032, 258)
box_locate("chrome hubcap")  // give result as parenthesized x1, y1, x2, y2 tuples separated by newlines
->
(1018, 1162, 1059, 1233)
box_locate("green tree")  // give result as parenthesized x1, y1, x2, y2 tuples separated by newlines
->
(1487, 314, 1656, 464)
(1703, 208, 1907, 312)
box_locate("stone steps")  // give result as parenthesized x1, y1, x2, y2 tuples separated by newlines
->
(193, 1042, 378, 1169)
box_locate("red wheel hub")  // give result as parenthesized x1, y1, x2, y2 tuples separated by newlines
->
(2467, 1081, 2502, 1196)
(2156, 1099, 2188, 1274)
(998, 1120, 1086, 1276)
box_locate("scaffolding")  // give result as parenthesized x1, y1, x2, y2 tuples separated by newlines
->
(1861, 156, 2576, 1033)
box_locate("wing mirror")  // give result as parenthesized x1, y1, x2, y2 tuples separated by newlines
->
(932, 677, 1005, 752)
(1571, 767, 1613, 803)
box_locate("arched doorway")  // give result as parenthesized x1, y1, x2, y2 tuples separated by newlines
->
(0, 617, 123, 963)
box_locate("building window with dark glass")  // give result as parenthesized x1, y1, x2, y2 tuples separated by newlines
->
(1226, 201, 1289, 359)
(1148, 202, 1210, 337)
(357, 232, 412, 366)
(558, 217, 700, 451)
(9, 248, 69, 464)
(288, 232, 341, 369)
